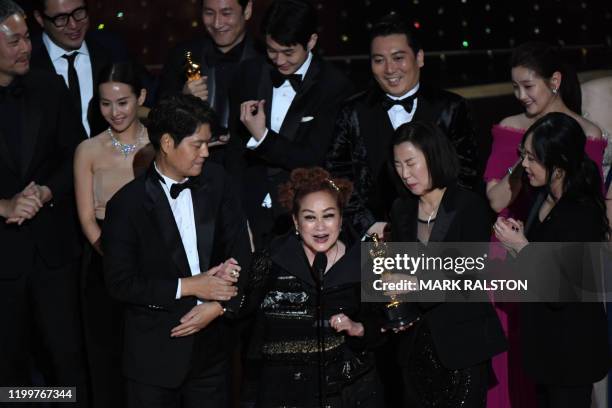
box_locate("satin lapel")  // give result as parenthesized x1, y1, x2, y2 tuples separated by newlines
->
(278, 57, 322, 141)
(191, 172, 214, 272)
(87, 40, 111, 88)
(258, 65, 273, 129)
(199, 41, 215, 107)
(412, 93, 435, 123)
(397, 198, 419, 241)
(362, 104, 393, 172)
(428, 189, 457, 243)
(143, 169, 191, 278)
(20, 86, 42, 177)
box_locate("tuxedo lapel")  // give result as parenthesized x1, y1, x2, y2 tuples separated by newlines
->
(362, 103, 393, 172)
(20, 86, 42, 178)
(428, 188, 457, 243)
(143, 169, 191, 278)
(191, 173, 214, 272)
(278, 57, 322, 141)
(257, 66, 273, 129)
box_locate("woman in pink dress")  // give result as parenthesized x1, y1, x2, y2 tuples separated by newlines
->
(484, 42, 605, 408)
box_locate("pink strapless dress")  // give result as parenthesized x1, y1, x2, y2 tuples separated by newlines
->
(483, 124, 606, 408)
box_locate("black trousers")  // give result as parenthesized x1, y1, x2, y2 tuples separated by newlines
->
(81, 240, 125, 408)
(126, 358, 229, 408)
(535, 384, 592, 408)
(0, 252, 89, 408)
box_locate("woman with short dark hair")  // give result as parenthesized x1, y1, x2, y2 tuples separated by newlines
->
(389, 121, 506, 408)
(494, 112, 609, 408)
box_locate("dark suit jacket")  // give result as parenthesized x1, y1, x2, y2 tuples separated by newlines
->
(225, 55, 354, 234)
(102, 161, 251, 388)
(326, 85, 480, 236)
(30, 32, 113, 136)
(390, 185, 506, 369)
(158, 34, 262, 127)
(518, 195, 609, 385)
(0, 70, 85, 279)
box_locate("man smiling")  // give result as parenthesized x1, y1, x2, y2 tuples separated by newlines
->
(159, 0, 262, 156)
(326, 14, 480, 238)
(226, 0, 353, 249)
(30, 0, 119, 137)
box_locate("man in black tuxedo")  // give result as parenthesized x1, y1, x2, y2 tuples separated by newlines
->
(226, 0, 353, 249)
(0, 0, 88, 403)
(30, 0, 126, 137)
(158, 0, 262, 156)
(103, 95, 251, 408)
(325, 15, 480, 238)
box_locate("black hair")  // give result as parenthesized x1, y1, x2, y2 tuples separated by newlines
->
(146, 95, 218, 151)
(260, 0, 317, 48)
(389, 121, 459, 192)
(97, 62, 143, 96)
(369, 13, 422, 54)
(201, 0, 250, 11)
(522, 112, 609, 239)
(0, 0, 24, 22)
(511, 42, 582, 114)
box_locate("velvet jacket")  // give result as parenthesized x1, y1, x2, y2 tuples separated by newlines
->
(326, 85, 480, 236)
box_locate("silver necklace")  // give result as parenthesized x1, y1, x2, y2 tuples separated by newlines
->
(108, 123, 144, 158)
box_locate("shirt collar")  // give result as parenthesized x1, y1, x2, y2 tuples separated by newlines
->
(154, 161, 188, 186)
(386, 82, 419, 101)
(43, 32, 90, 62)
(294, 51, 313, 80)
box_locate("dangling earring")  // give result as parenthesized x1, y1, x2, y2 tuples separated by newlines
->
(551, 88, 558, 95)
(294, 228, 300, 237)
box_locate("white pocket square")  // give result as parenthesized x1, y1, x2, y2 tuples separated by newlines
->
(300, 116, 314, 122)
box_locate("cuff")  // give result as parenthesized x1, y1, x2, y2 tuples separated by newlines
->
(175, 278, 182, 299)
(246, 128, 269, 150)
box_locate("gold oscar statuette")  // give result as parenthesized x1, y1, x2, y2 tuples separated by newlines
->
(369, 233, 420, 330)
(184, 51, 202, 81)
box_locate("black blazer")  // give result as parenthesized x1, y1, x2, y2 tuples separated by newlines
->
(158, 34, 262, 126)
(102, 162, 251, 388)
(517, 195, 609, 385)
(326, 85, 480, 236)
(225, 55, 354, 224)
(390, 185, 506, 369)
(30, 32, 113, 136)
(0, 70, 85, 278)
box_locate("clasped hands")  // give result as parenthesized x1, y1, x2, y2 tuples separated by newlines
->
(493, 216, 529, 255)
(3, 181, 52, 225)
(172, 258, 241, 338)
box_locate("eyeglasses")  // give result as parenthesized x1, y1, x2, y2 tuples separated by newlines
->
(41, 6, 88, 28)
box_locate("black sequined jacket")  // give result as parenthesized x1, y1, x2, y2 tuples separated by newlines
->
(242, 233, 381, 403)
(325, 84, 480, 236)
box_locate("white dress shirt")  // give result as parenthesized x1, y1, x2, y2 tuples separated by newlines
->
(246, 51, 314, 208)
(386, 83, 420, 130)
(153, 163, 201, 302)
(43, 33, 94, 136)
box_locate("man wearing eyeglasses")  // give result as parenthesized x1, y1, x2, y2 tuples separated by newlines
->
(31, 0, 114, 137)
(0, 0, 89, 404)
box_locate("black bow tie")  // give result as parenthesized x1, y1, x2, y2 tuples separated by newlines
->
(270, 70, 302, 91)
(381, 93, 417, 112)
(169, 178, 199, 199)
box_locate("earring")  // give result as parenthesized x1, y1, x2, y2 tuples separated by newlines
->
(551, 88, 558, 95)
(294, 229, 300, 236)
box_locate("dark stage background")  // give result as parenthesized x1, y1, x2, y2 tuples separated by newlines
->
(17, 0, 612, 168)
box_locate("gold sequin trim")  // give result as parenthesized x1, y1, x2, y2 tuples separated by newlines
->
(262, 336, 345, 355)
